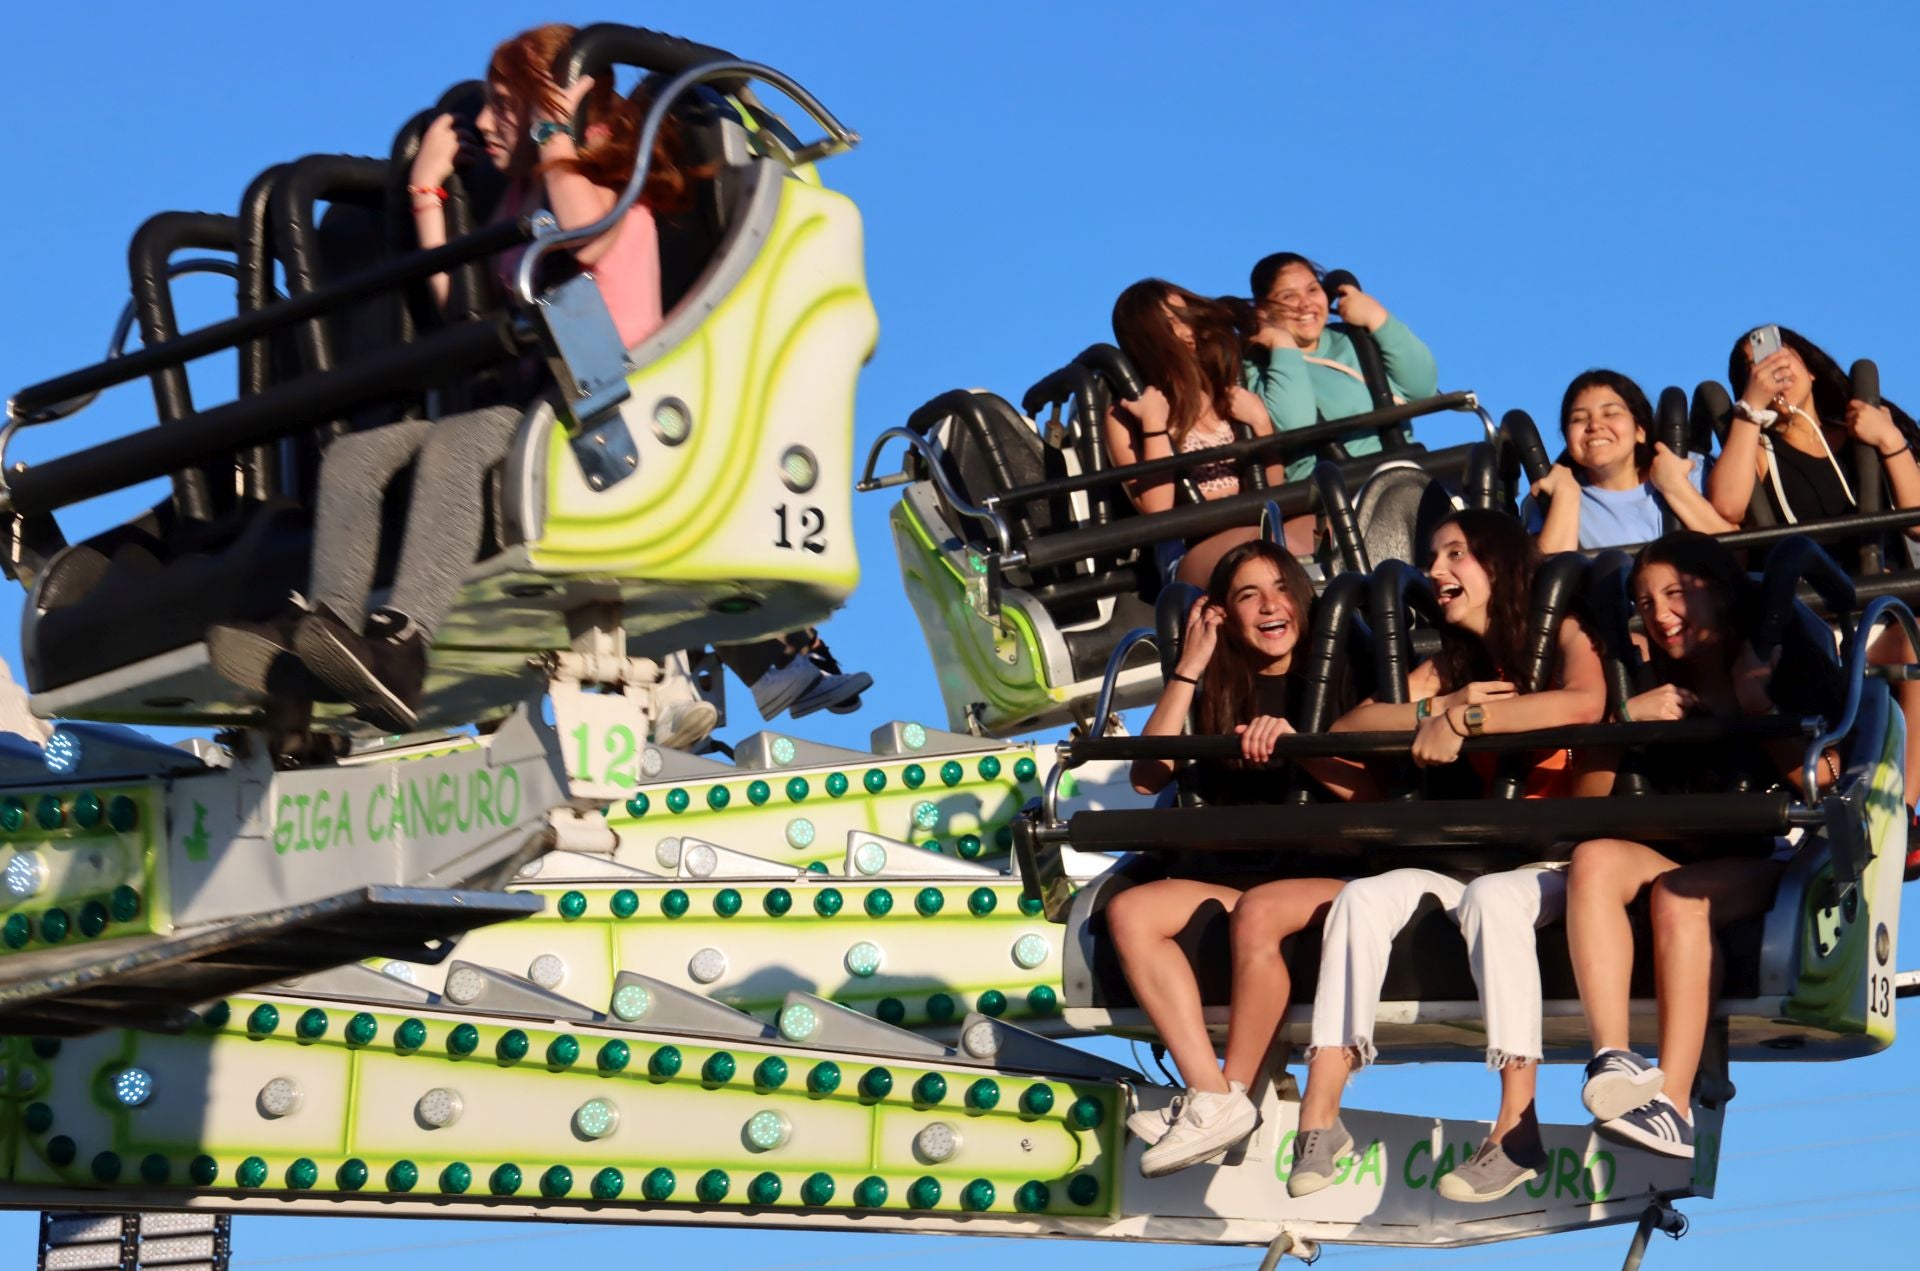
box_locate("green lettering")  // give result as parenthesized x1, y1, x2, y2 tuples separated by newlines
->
(476, 770, 497, 828)
(312, 791, 332, 851)
(1553, 1147, 1582, 1199)
(1585, 1150, 1614, 1202)
(497, 765, 521, 823)
(1274, 1130, 1297, 1183)
(273, 797, 295, 855)
(408, 781, 435, 838)
(454, 771, 475, 831)
(434, 773, 455, 835)
(1402, 1140, 1431, 1190)
(368, 786, 388, 842)
(292, 794, 312, 851)
(333, 793, 353, 847)
(1524, 1163, 1552, 1199)
(1352, 1139, 1383, 1186)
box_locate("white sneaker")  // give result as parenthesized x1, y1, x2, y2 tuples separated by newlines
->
(751, 658, 823, 721)
(1129, 1081, 1247, 1147)
(654, 699, 718, 751)
(1139, 1086, 1258, 1178)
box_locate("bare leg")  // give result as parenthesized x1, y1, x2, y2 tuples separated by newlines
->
(1297, 1046, 1356, 1130)
(1491, 1061, 1541, 1153)
(1106, 879, 1242, 1094)
(1222, 878, 1343, 1088)
(1176, 526, 1262, 589)
(1566, 839, 1678, 1053)
(1648, 858, 1785, 1116)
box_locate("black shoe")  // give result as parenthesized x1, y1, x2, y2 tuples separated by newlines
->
(208, 604, 340, 701)
(294, 608, 429, 734)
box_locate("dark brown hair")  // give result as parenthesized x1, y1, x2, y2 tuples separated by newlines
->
(1426, 508, 1540, 694)
(1111, 279, 1245, 446)
(1192, 539, 1319, 738)
(1628, 531, 1757, 684)
(1727, 325, 1917, 437)
(487, 23, 702, 212)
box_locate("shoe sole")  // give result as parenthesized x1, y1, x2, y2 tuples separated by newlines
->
(1583, 1067, 1667, 1122)
(207, 627, 290, 696)
(296, 621, 419, 734)
(791, 672, 874, 720)
(655, 703, 719, 751)
(1138, 1108, 1259, 1178)
(1436, 1165, 1540, 1204)
(753, 668, 820, 721)
(1594, 1115, 1694, 1160)
(1285, 1129, 1354, 1199)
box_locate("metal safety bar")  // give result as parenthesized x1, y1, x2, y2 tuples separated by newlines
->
(857, 426, 1016, 556)
(517, 58, 859, 305)
(1805, 594, 1920, 797)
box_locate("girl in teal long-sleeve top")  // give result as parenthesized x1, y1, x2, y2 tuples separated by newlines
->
(1241, 253, 1438, 484)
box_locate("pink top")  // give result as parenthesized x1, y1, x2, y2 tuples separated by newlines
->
(495, 187, 665, 350)
(1180, 417, 1240, 499)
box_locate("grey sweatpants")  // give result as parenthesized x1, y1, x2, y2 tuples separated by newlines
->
(309, 404, 522, 638)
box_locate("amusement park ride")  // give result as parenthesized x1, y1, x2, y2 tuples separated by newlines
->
(3, 22, 1915, 1271)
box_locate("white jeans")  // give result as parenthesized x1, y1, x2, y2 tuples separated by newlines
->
(1309, 863, 1567, 1069)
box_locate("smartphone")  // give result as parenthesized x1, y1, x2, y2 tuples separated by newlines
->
(1748, 324, 1783, 363)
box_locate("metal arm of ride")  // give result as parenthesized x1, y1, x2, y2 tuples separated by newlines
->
(516, 58, 859, 306)
(857, 426, 1018, 558)
(1043, 627, 1157, 823)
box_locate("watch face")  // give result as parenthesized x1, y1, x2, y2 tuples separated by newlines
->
(530, 120, 570, 145)
(1464, 705, 1486, 733)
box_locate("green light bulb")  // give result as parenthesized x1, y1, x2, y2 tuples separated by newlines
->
(978, 756, 1002, 780)
(814, 888, 843, 917)
(548, 1035, 580, 1067)
(247, 1003, 279, 1036)
(346, 1013, 378, 1047)
(40, 908, 68, 942)
(627, 791, 650, 817)
(903, 764, 925, 789)
(296, 1008, 329, 1040)
(714, 888, 742, 917)
(78, 901, 108, 938)
(665, 788, 690, 814)
(107, 885, 140, 922)
(864, 888, 893, 918)
(2, 914, 28, 948)
(915, 887, 944, 917)
(610, 888, 639, 918)
(696, 1169, 730, 1203)
(961, 1178, 995, 1212)
(90, 1152, 121, 1183)
(447, 1023, 479, 1056)
(967, 887, 996, 916)
(859, 1067, 894, 1100)
(764, 887, 792, 916)
(913, 1072, 947, 1104)
(747, 780, 771, 806)
(786, 776, 810, 802)
(908, 1176, 941, 1209)
(826, 772, 849, 798)
(749, 1171, 782, 1205)
(35, 795, 63, 830)
(702, 1051, 737, 1085)
(940, 761, 964, 787)
(592, 1167, 624, 1200)
(46, 1136, 76, 1167)
(489, 1163, 522, 1196)
(189, 1155, 220, 1186)
(854, 1176, 888, 1208)
(1015, 1180, 1050, 1212)
(642, 1167, 676, 1201)
(965, 1078, 1000, 1111)
(558, 890, 588, 919)
(287, 1158, 319, 1190)
(0, 795, 20, 831)
(338, 1159, 369, 1191)
(1069, 1097, 1105, 1130)
(1067, 1174, 1100, 1206)
(388, 1160, 419, 1192)
(1020, 1083, 1056, 1116)
(441, 1162, 472, 1194)
(662, 888, 690, 918)
(957, 834, 984, 860)
(598, 1040, 631, 1073)
(109, 795, 139, 832)
(22, 1102, 52, 1133)
(927, 993, 956, 1022)
(707, 784, 731, 810)
(649, 1045, 683, 1079)
(801, 1172, 835, 1206)
(1027, 985, 1059, 1015)
(876, 998, 906, 1025)
(74, 792, 102, 829)
(395, 1018, 428, 1052)
(807, 1061, 841, 1096)
(237, 1156, 268, 1188)
(496, 1029, 530, 1062)
(541, 1165, 572, 1198)
(1014, 757, 1037, 781)
(755, 1056, 789, 1090)
(863, 768, 886, 793)
(140, 1154, 170, 1185)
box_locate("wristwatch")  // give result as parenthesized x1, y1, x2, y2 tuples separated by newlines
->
(1462, 704, 1487, 736)
(530, 119, 576, 147)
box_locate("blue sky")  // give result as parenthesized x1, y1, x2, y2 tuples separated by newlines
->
(5, 1, 1920, 1266)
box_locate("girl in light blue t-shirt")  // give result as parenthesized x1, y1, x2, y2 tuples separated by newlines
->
(1523, 370, 1736, 552)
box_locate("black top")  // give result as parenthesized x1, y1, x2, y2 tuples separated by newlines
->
(1190, 672, 1345, 806)
(1768, 433, 1858, 523)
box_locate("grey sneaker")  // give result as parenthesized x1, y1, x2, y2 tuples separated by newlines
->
(751, 658, 824, 720)
(1436, 1137, 1547, 1203)
(1597, 1095, 1694, 1159)
(1581, 1049, 1665, 1122)
(1286, 1117, 1355, 1198)
(1139, 1086, 1258, 1178)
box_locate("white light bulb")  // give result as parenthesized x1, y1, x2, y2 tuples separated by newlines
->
(914, 1121, 962, 1164)
(688, 947, 728, 984)
(684, 842, 719, 878)
(853, 840, 888, 876)
(257, 1077, 303, 1119)
(1012, 933, 1051, 970)
(573, 1097, 619, 1139)
(611, 983, 651, 1021)
(416, 1087, 462, 1129)
(641, 746, 666, 778)
(745, 1109, 791, 1151)
(779, 1003, 818, 1042)
(111, 1066, 155, 1107)
(444, 966, 486, 1004)
(381, 961, 416, 983)
(527, 954, 566, 989)
(961, 1020, 1000, 1059)
(3, 852, 46, 899)
(844, 941, 883, 978)
(655, 836, 683, 869)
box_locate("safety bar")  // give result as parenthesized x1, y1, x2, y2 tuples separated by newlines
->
(1, 315, 524, 517)
(1806, 594, 1920, 801)
(1009, 444, 1478, 573)
(1575, 505, 1920, 560)
(520, 57, 859, 304)
(857, 427, 1015, 555)
(1091, 628, 1157, 739)
(1313, 462, 1370, 573)
(1753, 536, 1857, 657)
(981, 392, 1479, 511)
(8, 217, 529, 424)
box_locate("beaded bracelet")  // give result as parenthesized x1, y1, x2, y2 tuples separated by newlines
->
(407, 184, 449, 204)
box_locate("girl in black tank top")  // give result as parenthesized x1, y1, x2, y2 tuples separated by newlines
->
(1106, 540, 1375, 1177)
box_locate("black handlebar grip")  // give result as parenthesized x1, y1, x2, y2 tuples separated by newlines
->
(1500, 409, 1553, 483)
(1021, 363, 1094, 422)
(1463, 441, 1500, 511)
(1076, 344, 1143, 401)
(1656, 386, 1689, 456)
(1693, 380, 1736, 446)
(1753, 535, 1856, 658)
(1312, 461, 1371, 575)
(1368, 560, 1435, 705)
(1298, 572, 1368, 734)
(1852, 359, 1882, 408)
(1321, 268, 1360, 301)
(1522, 553, 1588, 696)
(553, 22, 737, 85)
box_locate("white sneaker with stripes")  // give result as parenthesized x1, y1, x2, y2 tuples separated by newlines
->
(1596, 1092, 1694, 1159)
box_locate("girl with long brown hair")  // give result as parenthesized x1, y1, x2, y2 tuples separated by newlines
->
(1101, 280, 1288, 583)
(1288, 509, 1607, 1205)
(1110, 539, 1375, 1178)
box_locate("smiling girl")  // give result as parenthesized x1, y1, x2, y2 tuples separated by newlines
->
(1526, 369, 1735, 552)
(1565, 532, 1842, 1159)
(1111, 540, 1374, 1177)
(1286, 510, 1607, 1204)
